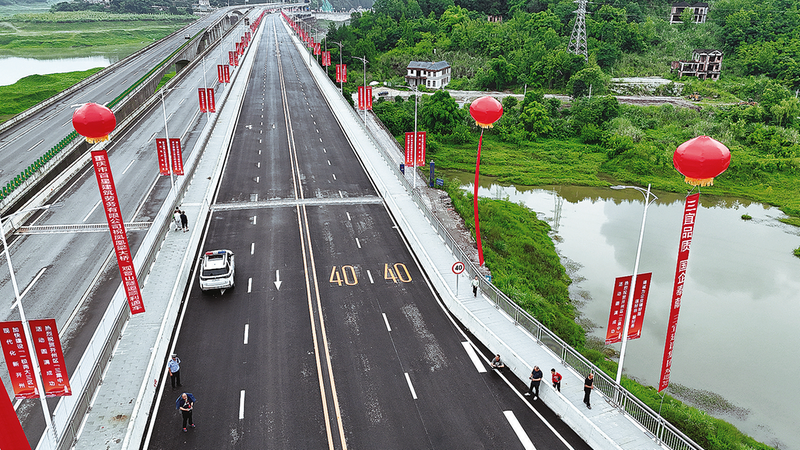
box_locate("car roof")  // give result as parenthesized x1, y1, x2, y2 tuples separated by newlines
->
(203, 250, 233, 269)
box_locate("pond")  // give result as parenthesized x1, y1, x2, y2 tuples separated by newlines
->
(0, 55, 115, 86)
(448, 172, 799, 450)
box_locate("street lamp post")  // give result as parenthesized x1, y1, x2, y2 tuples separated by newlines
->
(394, 84, 420, 188)
(353, 56, 368, 123)
(330, 40, 344, 94)
(610, 184, 657, 396)
(1, 205, 60, 447)
(159, 89, 176, 192)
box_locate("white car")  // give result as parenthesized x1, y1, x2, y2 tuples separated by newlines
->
(199, 249, 235, 291)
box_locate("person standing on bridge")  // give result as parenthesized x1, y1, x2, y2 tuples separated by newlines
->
(472, 275, 480, 297)
(173, 207, 182, 231)
(180, 210, 189, 232)
(168, 354, 182, 389)
(525, 366, 543, 399)
(583, 373, 594, 409)
(176, 392, 196, 432)
(551, 368, 562, 392)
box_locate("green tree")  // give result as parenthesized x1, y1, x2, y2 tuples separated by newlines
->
(568, 65, 608, 98)
(520, 101, 553, 137)
(420, 90, 464, 135)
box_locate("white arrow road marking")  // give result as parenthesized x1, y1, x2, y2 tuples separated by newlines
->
(504, 411, 536, 450)
(274, 270, 282, 290)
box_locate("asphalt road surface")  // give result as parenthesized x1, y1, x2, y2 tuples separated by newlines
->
(146, 14, 591, 450)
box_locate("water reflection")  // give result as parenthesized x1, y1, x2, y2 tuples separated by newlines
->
(446, 171, 798, 449)
(0, 55, 113, 86)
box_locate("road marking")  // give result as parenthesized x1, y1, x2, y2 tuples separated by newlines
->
(274, 270, 282, 290)
(247, 278, 252, 293)
(83, 200, 101, 222)
(26, 139, 44, 152)
(319, 137, 322, 142)
(257, 162, 261, 168)
(16, 267, 46, 304)
(367, 270, 373, 284)
(461, 342, 487, 373)
(382, 313, 391, 331)
(404, 373, 417, 399)
(243, 324, 249, 344)
(251, 243, 255, 254)
(62, 119, 71, 127)
(355, 238, 361, 249)
(332, 173, 336, 180)
(504, 411, 536, 450)
(121, 159, 135, 175)
(327, 160, 331, 165)
(323, 148, 326, 153)
(346, 212, 351, 221)
(239, 390, 246, 419)
(256, 176, 260, 183)
(252, 215, 257, 225)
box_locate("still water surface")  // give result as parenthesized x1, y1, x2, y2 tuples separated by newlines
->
(451, 173, 799, 449)
(0, 55, 113, 86)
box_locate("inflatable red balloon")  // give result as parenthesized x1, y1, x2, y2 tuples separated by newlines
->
(673, 136, 731, 186)
(73, 103, 116, 144)
(469, 96, 503, 128)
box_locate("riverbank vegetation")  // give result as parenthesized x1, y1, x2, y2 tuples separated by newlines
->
(0, 68, 101, 122)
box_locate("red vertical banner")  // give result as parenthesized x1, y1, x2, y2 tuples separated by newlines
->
(322, 51, 331, 66)
(365, 86, 373, 110)
(336, 64, 342, 82)
(156, 138, 169, 176)
(415, 131, 426, 165)
(217, 65, 224, 83)
(627, 272, 652, 340)
(404, 132, 415, 166)
(605, 276, 631, 344)
(314, 42, 321, 55)
(29, 319, 70, 397)
(228, 51, 234, 66)
(233, 53, 239, 67)
(198, 88, 207, 112)
(0, 379, 32, 450)
(223, 65, 230, 83)
(0, 321, 37, 399)
(207, 88, 216, 113)
(605, 273, 652, 344)
(169, 138, 184, 176)
(91, 150, 145, 315)
(358, 86, 365, 110)
(659, 193, 700, 392)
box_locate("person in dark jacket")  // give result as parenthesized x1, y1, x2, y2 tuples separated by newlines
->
(177, 392, 195, 432)
(525, 366, 543, 399)
(584, 373, 594, 409)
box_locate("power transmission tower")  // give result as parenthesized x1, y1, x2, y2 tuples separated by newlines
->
(568, 0, 588, 61)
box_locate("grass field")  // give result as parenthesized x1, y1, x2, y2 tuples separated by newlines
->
(0, 68, 102, 121)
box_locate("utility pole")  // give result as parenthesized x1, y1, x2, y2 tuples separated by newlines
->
(568, 0, 588, 61)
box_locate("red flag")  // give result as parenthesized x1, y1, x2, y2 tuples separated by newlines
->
(404, 132, 415, 166)
(0, 378, 31, 449)
(91, 150, 145, 315)
(217, 65, 225, 83)
(223, 65, 230, 83)
(365, 86, 373, 110)
(322, 51, 331, 66)
(207, 88, 216, 113)
(605, 273, 652, 344)
(169, 138, 183, 176)
(29, 319, 71, 397)
(415, 131, 426, 165)
(336, 64, 347, 83)
(627, 272, 652, 340)
(229, 51, 235, 66)
(156, 138, 169, 176)
(659, 193, 700, 391)
(198, 88, 207, 112)
(0, 321, 37, 399)
(358, 86, 365, 110)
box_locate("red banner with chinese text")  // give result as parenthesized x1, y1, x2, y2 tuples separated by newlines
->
(605, 273, 652, 344)
(0, 321, 37, 399)
(207, 88, 216, 113)
(415, 131, 426, 165)
(314, 42, 321, 55)
(0, 378, 31, 449)
(217, 65, 225, 83)
(169, 138, 183, 175)
(659, 193, 700, 391)
(156, 138, 169, 175)
(336, 64, 346, 83)
(223, 65, 230, 83)
(404, 132, 415, 166)
(229, 51, 235, 66)
(91, 150, 145, 315)
(322, 51, 331, 66)
(29, 319, 71, 397)
(198, 88, 207, 112)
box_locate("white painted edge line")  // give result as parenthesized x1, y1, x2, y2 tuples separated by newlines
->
(404, 372, 417, 400)
(239, 390, 246, 420)
(382, 313, 391, 332)
(243, 324, 249, 345)
(461, 341, 487, 373)
(503, 410, 536, 450)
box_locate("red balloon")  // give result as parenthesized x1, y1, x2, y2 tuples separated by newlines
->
(469, 96, 503, 128)
(73, 103, 116, 144)
(673, 135, 731, 186)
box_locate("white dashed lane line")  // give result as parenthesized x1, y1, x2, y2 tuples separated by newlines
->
(243, 324, 249, 345)
(382, 313, 391, 332)
(247, 278, 252, 293)
(461, 342, 487, 373)
(504, 411, 536, 450)
(239, 390, 246, 420)
(404, 373, 417, 400)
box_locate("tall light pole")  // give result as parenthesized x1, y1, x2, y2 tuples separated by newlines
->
(395, 84, 420, 188)
(329, 40, 344, 95)
(1, 205, 61, 447)
(159, 89, 176, 192)
(353, 56, 368, 123)
(610, 184, 657, 393)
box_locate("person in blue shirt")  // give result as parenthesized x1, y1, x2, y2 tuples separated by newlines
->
(168, 354, 182, 389)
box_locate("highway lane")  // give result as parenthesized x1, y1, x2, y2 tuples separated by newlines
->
(0, 8, 236, 192)
(147, 14, 590, 449)
(0, 10, 262, 444)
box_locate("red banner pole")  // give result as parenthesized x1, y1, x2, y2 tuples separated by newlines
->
(474, 129, 485, 265)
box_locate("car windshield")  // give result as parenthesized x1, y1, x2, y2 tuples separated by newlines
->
(202, 267, 230, 277)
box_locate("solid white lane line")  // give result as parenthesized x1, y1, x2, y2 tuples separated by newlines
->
(239, 390, 246, 420)
(121, 159, 135, 175)
(404, 373, 417, 400)
(504, 411, 536, 450)
(382, 313, 391, 332)
(243, 324, 249, 344)
(248, 278, 252, 293)
(367, 270, 374, 284)
(17, 267, 46, 304)
(461, 342, 487, 373)
(355, 238, 361, 249)
(83, 200, 101, 222)
(251, 243, 255, 254)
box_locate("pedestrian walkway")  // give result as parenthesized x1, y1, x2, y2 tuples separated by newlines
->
(62, 14, 668, 450)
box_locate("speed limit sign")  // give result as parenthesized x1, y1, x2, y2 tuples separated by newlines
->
(452, 261, 465, 274)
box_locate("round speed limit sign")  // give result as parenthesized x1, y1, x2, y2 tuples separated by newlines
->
(452, 261, 465, 275)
